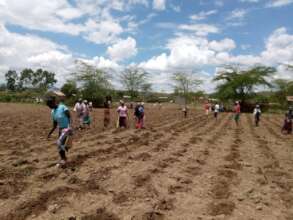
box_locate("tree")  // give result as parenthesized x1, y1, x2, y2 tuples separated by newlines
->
(214, 66, 276, 103)
(171, 72, 202, 105)
(5, 70, 18, 91)
(75, 61, 112, 106)
(120, 67, 149, 99)
(0, 83, 6, 91)
(18, 68, 34, 90)
(31, 68, 57, 92)
(61, 80, 78, 98)
(273, 79, 293, 106)
(141, 83, 152, 101)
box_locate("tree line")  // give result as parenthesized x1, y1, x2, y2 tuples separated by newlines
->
(1, 62, 293, 110)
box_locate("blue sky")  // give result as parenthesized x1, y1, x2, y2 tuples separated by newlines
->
(0, 0, 293, 92)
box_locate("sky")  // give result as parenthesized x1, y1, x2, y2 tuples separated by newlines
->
(0, 0, 293, 92)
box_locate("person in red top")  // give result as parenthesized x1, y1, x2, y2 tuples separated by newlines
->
(204, 101, 210, 116)
(234, 101, 241, 126)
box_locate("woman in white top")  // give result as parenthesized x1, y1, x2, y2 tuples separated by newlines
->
(117, 100, 128, 128)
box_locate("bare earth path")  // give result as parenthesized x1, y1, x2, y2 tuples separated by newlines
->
(0, 103, 293, 220)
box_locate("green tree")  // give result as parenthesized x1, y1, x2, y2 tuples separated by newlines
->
(273, 79, 293, 106)
(5, 70, 18, 91)
(75, 61, 112, 106)
(171, 72, 202, 105)
(214, 66, 276, 103)
(31, 68, 57, 91)
(61, 80, 78, 98)
(120, 67, 149, 99)
(18, 68, 34, 90)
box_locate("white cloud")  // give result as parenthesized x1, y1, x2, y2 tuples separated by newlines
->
(153, 0, 166, 10)
(266, 0, 293, 7)
(139, 35, 236, 73)
(0, 23, 121, 86)
(261, 27, 293, 65)
(209, 39, 236, 52)
(179, 23, 219, 36)
(84, 19, 123, 44)
(0, 23, 75, 84)
(190, 10, 218, 21)
(227, 9, 248, 20)
(107, 37, 138, 61)
(0, 0, 85, 35)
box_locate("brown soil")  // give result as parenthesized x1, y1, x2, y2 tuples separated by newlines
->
(1, 103, 293, 219)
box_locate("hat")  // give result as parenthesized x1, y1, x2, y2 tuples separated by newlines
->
(120, 100, 124, 104)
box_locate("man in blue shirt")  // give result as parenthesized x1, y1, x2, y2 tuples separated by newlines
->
(47, 96, 72, 166)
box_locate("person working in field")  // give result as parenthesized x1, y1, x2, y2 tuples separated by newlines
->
(134, 102, 145, 129)
(234, 101, 241, 126)
(204, 101, 210, 116)
(117, 100, 128, 128)
(253, 105, 261, 127)
(82, 100, 91, 128)
(214, 103, 220, 120)
(182, 106, 188, 118)
(282, 113, 292, 134)
(47, 96, 73, 167)
(73, 98, 85, 130)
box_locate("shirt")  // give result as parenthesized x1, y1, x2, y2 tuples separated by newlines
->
(51, 104, 70, 129)
(214, 104, 220, 113)
(253, 108, 261, 115)
(234, 104, 241, 114)
(117, 106, 128, 117)
(74, 102, 84, 115)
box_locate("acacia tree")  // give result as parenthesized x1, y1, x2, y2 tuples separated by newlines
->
(75, 61, 112, 106)
(120, 67, 149, 99)
(214, 65, 276, 103)
(61, 80, 79, 98)
(171, 72, 202, 105)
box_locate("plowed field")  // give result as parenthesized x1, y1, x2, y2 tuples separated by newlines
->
(1, 103, 293, 220)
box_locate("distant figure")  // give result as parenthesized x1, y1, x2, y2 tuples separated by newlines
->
(182, 106, 188, 118)
(234, 101, 241, 126)
(117, 100, 128, 128)
(47, 96, 73, 167)
(253, 105, 262, 127)
(282, 113, 292, 134)
(83, 100, 91, 128)
(73, 98, 85, 129)
(134, 102, 145, 129)
(88, 101, 93, 111)
(104, 99, 111, 128)
(214, 103, 220, 119)
(204, 101, 210, 116)
(288, 106, 293, 120)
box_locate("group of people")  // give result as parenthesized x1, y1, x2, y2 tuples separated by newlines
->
(204, 101, 259, 127)
(46, 94, 292, 167)
(46, 96, 146, 166)
(116, 100, 145, 129)
(73, 98, 92, 129)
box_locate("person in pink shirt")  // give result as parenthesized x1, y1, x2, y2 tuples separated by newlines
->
(204, 101, 210, 116)
(234, 101, 241, 126)
(117, 100, 128, 128)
